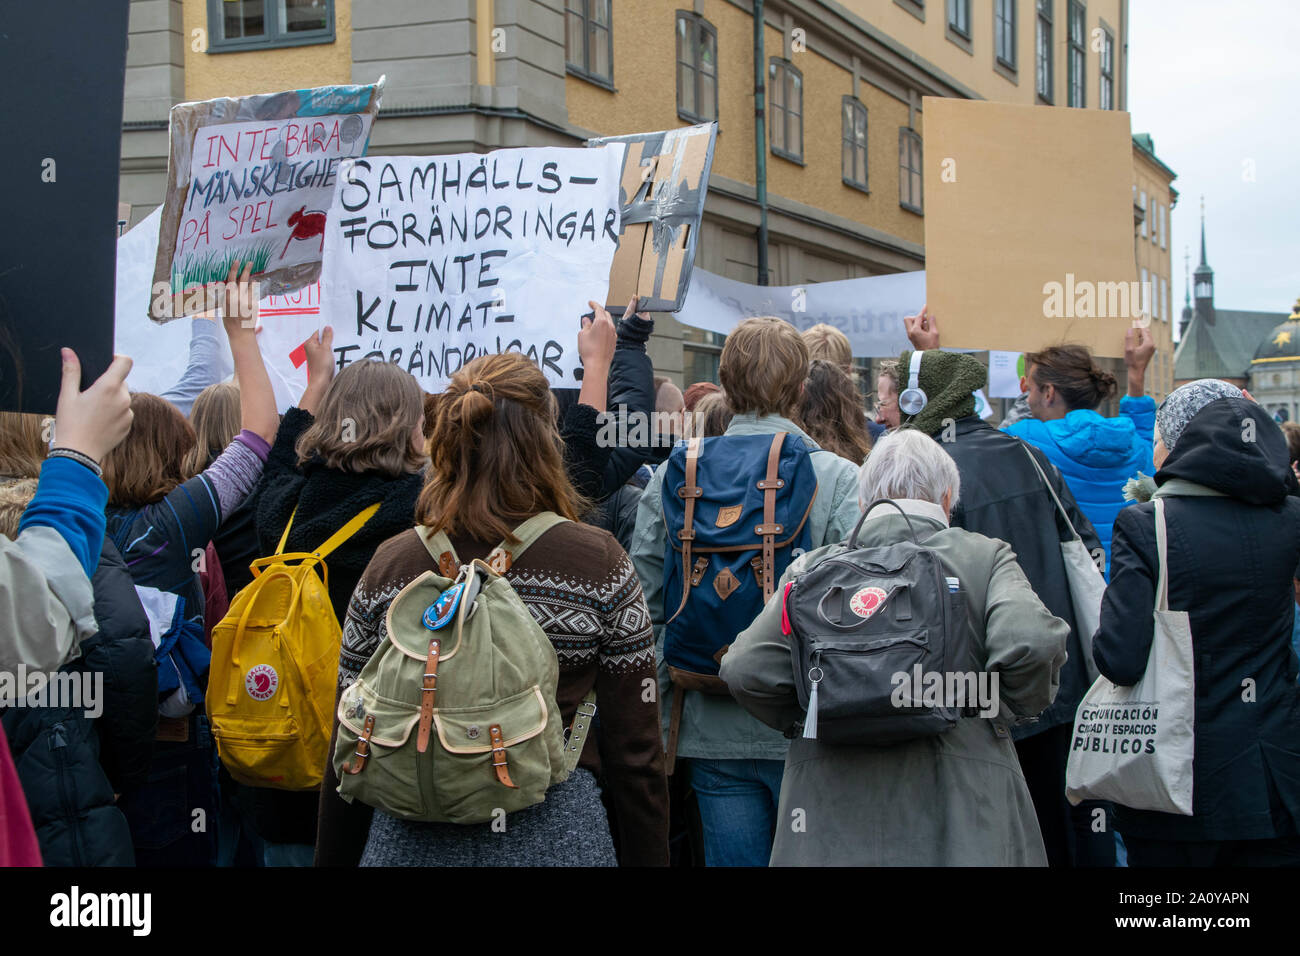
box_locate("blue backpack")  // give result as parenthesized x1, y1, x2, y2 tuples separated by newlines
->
(660, 432, 818, 764)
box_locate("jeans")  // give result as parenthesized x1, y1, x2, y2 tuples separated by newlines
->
(263, 841, 316, 867)
(688, 758, 784, 867)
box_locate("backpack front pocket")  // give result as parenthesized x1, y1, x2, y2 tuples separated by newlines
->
(210, 713, 314, 789)
(335, 683, 426, 819)
(428, 685, 558, 824)
(809, 634, 932, 720)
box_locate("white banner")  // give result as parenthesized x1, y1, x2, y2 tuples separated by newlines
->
(320, 146, 626, 392)
(674, 268, 926, 358)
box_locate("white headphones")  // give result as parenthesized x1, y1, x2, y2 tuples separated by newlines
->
(898, 350, 928, 417)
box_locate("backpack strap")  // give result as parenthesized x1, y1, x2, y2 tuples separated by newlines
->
(754, 433, 786, 600)
(484, 511, 570, 573)
(417, 526, 462, 578)
(416, 512, 569, 577)
(274, 502, 381, 559)
(561, 689, 598, 774)
(666, 437, 704, 625)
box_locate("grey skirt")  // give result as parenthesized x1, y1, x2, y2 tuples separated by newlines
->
(359, 768, 617, 867)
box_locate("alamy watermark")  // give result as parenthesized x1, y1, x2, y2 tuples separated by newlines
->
(890, 665, 999, 719)
(0, 666, 102, 718)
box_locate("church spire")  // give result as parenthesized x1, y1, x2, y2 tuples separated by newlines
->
(1199, 196, 1208, 267)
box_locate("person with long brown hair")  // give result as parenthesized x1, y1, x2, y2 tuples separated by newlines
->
(798, 359, 873, 465)
(316, 351, 668, 867)
(103, 262, 279, 868)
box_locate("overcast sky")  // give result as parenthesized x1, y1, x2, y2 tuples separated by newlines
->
(1128, 0, 1300, 325)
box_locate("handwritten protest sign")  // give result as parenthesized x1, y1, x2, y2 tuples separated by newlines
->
(152, 79, 384, 322)
(320, 145, 626, 393)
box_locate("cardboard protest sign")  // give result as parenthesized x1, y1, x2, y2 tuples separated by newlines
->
(923, 98, 1139, 358)
(587, 123, 716, 313)
(151, 78, 384, 322)
(0, 0, 130, 413)
(320, 146, 626, 393)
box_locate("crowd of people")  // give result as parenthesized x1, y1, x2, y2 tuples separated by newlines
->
(3, 266, 1300, 868)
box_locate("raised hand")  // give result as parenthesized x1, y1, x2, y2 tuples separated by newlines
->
(53, 350, 134, 464)
(904, 305, 940, 351)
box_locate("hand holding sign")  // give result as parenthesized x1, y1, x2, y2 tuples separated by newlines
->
(578, 298, 619, 414)
(299, 326, 335, 415)
(53, 350, 134, 465)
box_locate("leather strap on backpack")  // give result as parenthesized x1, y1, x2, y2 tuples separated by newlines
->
(754, 433, 786, 601)
(667, 437, 704, 626)
(417, 512, 569, 576)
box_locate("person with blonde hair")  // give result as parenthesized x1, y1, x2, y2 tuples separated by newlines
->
(316, 351, 668, 867)
(801, 323, 853, 373)
(631, 316, 861, 866)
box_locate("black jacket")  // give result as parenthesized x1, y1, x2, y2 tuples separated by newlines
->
(1094, 398, 1300, 841)
(936, 416, 1101, 735)
(1, 537, 156, 866)
(591, 465, 652, 553)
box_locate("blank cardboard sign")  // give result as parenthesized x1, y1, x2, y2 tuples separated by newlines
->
(587, 123, 716, 314)
(923, 98, 1139, 358)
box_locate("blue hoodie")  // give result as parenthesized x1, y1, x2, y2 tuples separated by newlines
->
(1002, 394, 1155, 577)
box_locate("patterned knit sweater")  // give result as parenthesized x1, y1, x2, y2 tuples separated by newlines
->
(319, 520, 670, 866)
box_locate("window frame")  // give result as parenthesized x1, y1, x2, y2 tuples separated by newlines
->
(842, 96, 870, 194)
(206, 0, 335, 54)
(768, 58, 805, 165)
(1036, 0, 1054, 103)
(946, 0, 972, 38)
(675, 11, 719, 125)
(1067, 0, 1087, 108)
(899, 127, 924, 215)
(565, 0, 615, 90)
(995, 0, 1017, 71)
(1139, 190, 1147, 238)
(1099, 24, 1115, 110)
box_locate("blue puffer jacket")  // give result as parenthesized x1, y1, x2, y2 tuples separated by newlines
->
(1002, 395, 1155, 577)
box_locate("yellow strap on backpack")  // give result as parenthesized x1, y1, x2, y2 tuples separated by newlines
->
(275, 501, 382, 559)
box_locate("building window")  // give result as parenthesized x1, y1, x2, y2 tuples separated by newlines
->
(1067, 0, 1086, 107)
(566, 0, 613, 88)
(769, 59, 803, 163)
(899, 127, 923, 214)
(1036, 0, 1053, 102)
(1139, 190, 1147, 238)
(1161, 204, 1169, 250)
(995, 0, 1016, 69)
(1141, 267, 1150, 319)
(947, 0, 971, 37)
(676, 12, 718, 124)
(208, 0, 334, 52)
(1161, 278, 1168, 323)
(1099, 26, 1115, 109)
(842, 97, 869, 192)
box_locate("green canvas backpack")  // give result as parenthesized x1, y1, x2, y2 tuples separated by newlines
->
(332, 512, 595, 824)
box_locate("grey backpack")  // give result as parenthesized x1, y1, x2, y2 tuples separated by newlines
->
(784, 499, 981, 745)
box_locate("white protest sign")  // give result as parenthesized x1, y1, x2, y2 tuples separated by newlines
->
(320, 146, 626, 392)
(988, 350, 1026, 398)
(173, 113, 373, 287)
(117, 206, 234, 395)
(676, 268, 926, 358)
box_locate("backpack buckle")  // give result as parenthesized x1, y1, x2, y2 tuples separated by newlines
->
(750, 555, 766, 589)
(690, 556, 709, 586)
(678, 528, 696, 542)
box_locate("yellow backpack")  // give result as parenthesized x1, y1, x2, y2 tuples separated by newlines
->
(207, 503, 379, 790)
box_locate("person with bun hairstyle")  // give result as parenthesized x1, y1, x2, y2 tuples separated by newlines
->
(316, 352, 668, 867)
(1002, 328, 1156, 577)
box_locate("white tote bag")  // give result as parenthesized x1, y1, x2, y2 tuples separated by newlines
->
(1064, 497, 1195, 815)
(1020, 444, 1106, 683)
